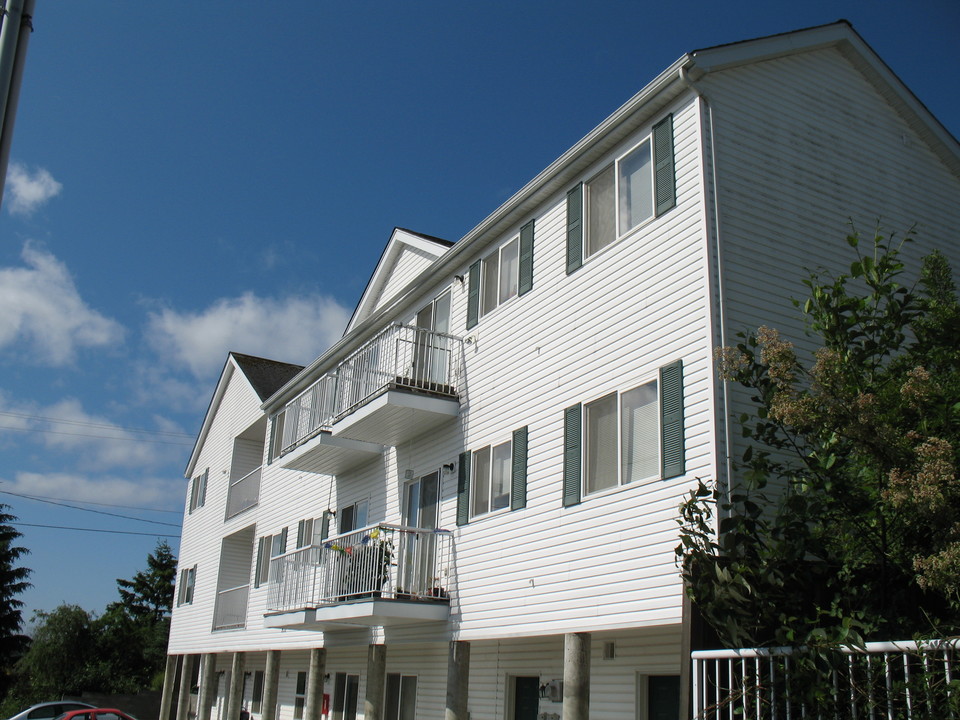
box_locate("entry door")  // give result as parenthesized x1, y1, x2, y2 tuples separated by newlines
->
(413, 291, 451, 386)
(401, 471, 440, 594)
(512, 676, 540, 720)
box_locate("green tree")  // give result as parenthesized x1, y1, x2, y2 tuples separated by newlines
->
(114, 540, 176, 623)
(678, 231, 960, 650)
(0, 505, 31, 700)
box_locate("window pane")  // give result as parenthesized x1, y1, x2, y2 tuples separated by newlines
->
(345, 675, 359, 720)
(433, 292, 451, 334)
(355, 500, 368, 530)
(618, 140, 653, 233)
(491, 441, 511, 511)
(499, 238, 519, 304)
(585, 393, 618, 494)
(481, 250, 499, 316)
(296, 671, 307, 695)
(471, 446, 491, 517)
(340, 505, 355, 533)
(622, 381, 659, 484)
(586, 165, 616, 257)
(385, 675, 401, 720)
(399, 676, 418, 720)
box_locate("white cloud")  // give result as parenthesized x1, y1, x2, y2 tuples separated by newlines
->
(146, 292, 350, 378)
(0, 243, 124, 365)
(6, 162, 62, 216)
(4, 470, 183, 510)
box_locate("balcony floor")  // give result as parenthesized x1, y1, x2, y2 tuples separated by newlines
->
(280, 431, 384, 475)
(263, 597, 450, 631)
(331, 388, 460, 446)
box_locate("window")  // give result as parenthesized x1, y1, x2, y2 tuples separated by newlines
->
(177, 565, 196, 605)
(296, 515, 329, 548)
(457, 426, 528, 525)
(296, 518, 314, 548)
(564, 360, 684, 507)
(470, 440, 511, 518)
(466, 219, 534, 329)
(583, 380, 659, 494)
(339, 500, 368, 534)
(384, 674, 417, 720)
(255, 528, 287, 587)
(567, 114, 674, 274)
(332, 673, 360, 720)
(189, 468, 208, 513)
(293, 671, 307, 720)
(251, 670, 264, 713)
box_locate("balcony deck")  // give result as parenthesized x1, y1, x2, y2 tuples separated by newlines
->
(263, 523, 453, 630)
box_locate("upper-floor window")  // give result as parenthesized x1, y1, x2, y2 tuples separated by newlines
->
(471, 440, 512, 518)
(567, 114, 675, 274)
(177, 564, 196, 605)
(456, 426, 528, 525)
(339, 500, 368, 534)
(563, 360, 685, 506)
(466, 220, 535, 329)
(188, 468, 208, 513)
(255, 528, 287, 587)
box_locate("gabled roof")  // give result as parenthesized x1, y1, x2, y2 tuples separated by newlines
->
(263, 21, 960, 413)
(344, 228, 453, 334)
(185, 352, 304, 477)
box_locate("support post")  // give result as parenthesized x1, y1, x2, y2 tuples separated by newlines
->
(159, 655, 179, 720)
(226, 652, 246, 720)
(263, 650, 282, 720)
(176, 655, 195, 720)
(445, 640, 470, 720)
(304, 648, 327, 720)
(562, 632, 591, 720)
(197, 654, 218, 720)
(363, 644, 387, 720)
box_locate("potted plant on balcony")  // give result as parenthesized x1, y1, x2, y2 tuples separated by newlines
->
(328, 528, 394, 600)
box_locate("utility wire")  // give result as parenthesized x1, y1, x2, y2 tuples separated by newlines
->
(0, 423, 193, 446)
(11, 522, 179, 538)
(0, 410, 193, 438)
(0, 488, 182, 514)
(1, 489, 182, 528)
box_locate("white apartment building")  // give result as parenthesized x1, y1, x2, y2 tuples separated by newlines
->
(163, 21, 960, 720)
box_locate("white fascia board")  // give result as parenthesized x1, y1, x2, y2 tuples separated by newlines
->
(689, 22, 853, 73)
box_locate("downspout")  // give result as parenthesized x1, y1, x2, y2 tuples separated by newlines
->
(0, 0, 35, 211)
(679, 64, 733, 504)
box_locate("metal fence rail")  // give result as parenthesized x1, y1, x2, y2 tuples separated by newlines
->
(212, 584, 250, 630)
(692, 640, 959, 719)
(267, 523, 453, 612)
(224, 465, 261, 519)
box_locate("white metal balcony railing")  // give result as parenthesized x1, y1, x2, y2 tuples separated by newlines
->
(692, 639, 959, 719)
(224, 465, 261, 519)
(212, 583, 250, 631)
(278, 324, 463, 457)
(266, 523, 453, 613)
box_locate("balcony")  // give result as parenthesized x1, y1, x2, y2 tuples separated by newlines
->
(277, 324, 463, 474)
(213, 583, 249, 631)
(263, 523, 453, 630)
(225, 465, 261, 519)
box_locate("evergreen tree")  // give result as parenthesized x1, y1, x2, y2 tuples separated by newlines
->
(0, 504, 31, 700)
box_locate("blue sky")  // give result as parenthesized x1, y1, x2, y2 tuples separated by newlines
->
(1, 1, 957, 622)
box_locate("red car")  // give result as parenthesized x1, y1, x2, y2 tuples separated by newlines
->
(55, 710, 138, 720)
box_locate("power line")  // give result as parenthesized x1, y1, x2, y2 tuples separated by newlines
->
(0, 423, 193, 446)
(0, 489, 181, 528)
(0, 488, 182, 514)
(0, 410, 194, 438)
(11, 522, 179, 538)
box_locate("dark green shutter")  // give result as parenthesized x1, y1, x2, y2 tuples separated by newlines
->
(653, 114, 676, 216)
(566, 184, 583, 275)
(254, 536, 267, 587)
(456, 451, 471, 526)
(518, 220, 535, 296)
(268, 412, 279, 463)
(511, 426, 528, 510)
(563, 404, 582, 507)
(466, 261, 481, 330)
(660, 359, 685, 479)
(320, 510, 331, 541)
(279, 527, 288, 554)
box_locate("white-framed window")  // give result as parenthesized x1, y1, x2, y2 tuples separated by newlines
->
(480, 236, 520, 317)
(177, 565, 196, 606)
(293, 671, 307, 720)
(585, 137, 655, 260)
(339, 500, 368, 534)
(584, 379, 659, 495)
(384, 674, 417, 720)
(251, 670, 264, 714)
(189, 468, 208, 513)
(255, 528, 287, 587)
(470, 439, 511, 518)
